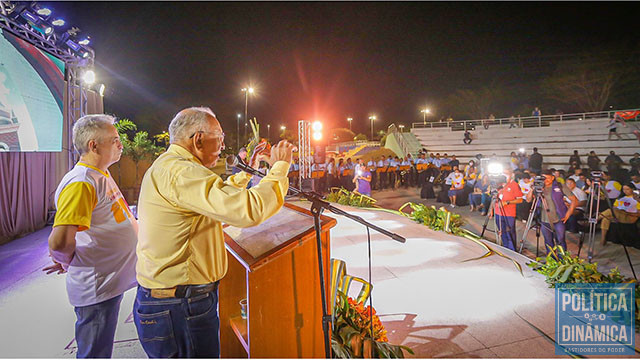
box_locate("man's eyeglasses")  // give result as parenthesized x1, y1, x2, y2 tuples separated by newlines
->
(189, 131, 225, 140)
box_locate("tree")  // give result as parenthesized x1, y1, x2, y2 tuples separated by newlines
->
(445, 84, 506, 119)
(330, 128, 356, 143)
(279, 129, 297, 143)
(125, 131, 162, 187)
(354, 133, 368, 141)
(541, 53, 627, 112)
(113, 119, 137, 186)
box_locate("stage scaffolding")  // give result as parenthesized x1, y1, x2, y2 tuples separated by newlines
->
(0, 0, 95, 168)
(298, 120, 312, 186)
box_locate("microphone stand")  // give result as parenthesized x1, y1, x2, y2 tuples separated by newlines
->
(235, 159, 405, 358)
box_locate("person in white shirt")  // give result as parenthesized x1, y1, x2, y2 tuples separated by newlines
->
(447, 166, 465, 207)
(599, 184, 640, 245)
(44, 115, 138, 358)
(603, 172, 622, 200)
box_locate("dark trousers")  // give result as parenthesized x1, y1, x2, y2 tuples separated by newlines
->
(495, 215, 517, 251)
(541, 221, 566, 254)
(134, 286, 220, 358)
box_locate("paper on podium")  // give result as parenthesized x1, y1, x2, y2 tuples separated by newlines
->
(224, 206, 315, 259)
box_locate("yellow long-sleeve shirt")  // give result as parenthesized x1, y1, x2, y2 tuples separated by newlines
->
(136, 144, 290, 288)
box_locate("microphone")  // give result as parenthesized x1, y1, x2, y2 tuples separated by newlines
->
(234, 155, 266, 177)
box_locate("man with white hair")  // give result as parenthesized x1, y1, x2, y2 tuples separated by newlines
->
(134, 107, 293, 358)
(44, 114, 138, 358)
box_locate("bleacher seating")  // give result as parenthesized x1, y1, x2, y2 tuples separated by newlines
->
(411, 118, 639, 170)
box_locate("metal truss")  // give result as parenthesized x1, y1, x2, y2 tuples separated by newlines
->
(0, 1, 94, 65)
(1, 0, 93, 166)
(298, 120, 312, 183)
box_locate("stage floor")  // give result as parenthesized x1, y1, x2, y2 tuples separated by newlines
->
(0, 199, 638, 358)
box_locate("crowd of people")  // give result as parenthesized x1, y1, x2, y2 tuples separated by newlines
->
(278, 146, 640, 256)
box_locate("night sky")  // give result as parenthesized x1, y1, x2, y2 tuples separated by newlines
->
(41, 2, 640, 139)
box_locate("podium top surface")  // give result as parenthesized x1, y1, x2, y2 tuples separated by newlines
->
(223, 202, 335, 270)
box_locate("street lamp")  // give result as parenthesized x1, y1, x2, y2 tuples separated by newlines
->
(347, 117, 353, 131)
(236, 113, 241, 149)
(421, 108, 430, 125)
(368, 115, 376, 140)
(241, 87, 255, 138)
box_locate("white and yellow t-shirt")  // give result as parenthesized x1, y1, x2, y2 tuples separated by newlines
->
(614, 196, 640, 213)
(605, 180, 622, 199)
(448, 172, 465, 188)
(53, 162, 138, 307)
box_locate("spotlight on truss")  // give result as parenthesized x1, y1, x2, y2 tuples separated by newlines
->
(83, 70, 95, 85)
(79, 38, 90, 46)
(52, 19, 65, 26)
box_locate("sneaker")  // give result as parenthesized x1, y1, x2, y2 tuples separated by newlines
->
(450, 204, 455, 208)
(480, 211, 487, 216)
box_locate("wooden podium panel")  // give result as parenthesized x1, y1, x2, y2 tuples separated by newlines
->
(220, 203, 336, 358)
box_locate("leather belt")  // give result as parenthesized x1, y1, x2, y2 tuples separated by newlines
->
(149, 282, 219, 299)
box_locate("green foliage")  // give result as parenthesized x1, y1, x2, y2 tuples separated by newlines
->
(153, 131, 170, 150)
(331, 128, 356, 143)
(399, 202, 465, 235)
(354, 133, 368, 141)
(326, 188, 376, 208)
(527, 246, 639, 331)
(332, 290, 413, 358)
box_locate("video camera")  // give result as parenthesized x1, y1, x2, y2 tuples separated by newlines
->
(532, 175, 546, 194)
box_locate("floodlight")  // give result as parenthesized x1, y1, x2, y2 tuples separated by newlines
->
(487, 162, 503, 176)
(36, 8, 52, 16)
(79, 38, 90, 45)
(98, 84, 105, 97)
(312, 132, 322, 141)
(52, 19, 65, 26)
(83, 70, 95, 84)
(312, 121, 322, 132)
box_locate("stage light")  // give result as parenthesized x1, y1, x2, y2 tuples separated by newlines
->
(36, 8, 52, 16)
(487, 162, 503, 176)
(83, 70, 95, 84)
(79, 38, 90, 46)
(52, 19, 65, 26)
(65, 39, 81, 52)
(81, 51, 90, 58)
(98, 84, 105, 97)
(248, 87, 254, 94)
(312, 132, 322, 141)
(312, 121, 322, 132)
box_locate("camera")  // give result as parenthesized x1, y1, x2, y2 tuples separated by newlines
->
(533, 175, 546, 193)
(590, 171, 603, 179)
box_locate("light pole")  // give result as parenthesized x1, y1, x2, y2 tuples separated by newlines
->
(399, 124, 405, 133)
(369, 115, 376, 140)
(347, 117, 353, 131)
(236, 113, 241, 149)
(241, 87, 254, 139)
(267, 124, 271, 141)
(421, 108, 430, 125)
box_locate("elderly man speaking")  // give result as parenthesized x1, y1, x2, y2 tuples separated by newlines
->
(134, 107, 293, 358)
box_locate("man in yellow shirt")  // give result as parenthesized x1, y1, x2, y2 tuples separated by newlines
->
(134, 107, 293, 358)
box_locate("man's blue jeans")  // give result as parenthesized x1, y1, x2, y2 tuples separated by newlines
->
(495, 215, 517, 251)
(74, 294, 123, 358)
(541, 221, 566, 254)
(133, 286, 220, 358)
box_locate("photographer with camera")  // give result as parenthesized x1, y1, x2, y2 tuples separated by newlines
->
(488, 168, 523, 251)
(525, 170, 578, 254)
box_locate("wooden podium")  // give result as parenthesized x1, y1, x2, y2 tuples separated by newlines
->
(220, 203, 336, 358)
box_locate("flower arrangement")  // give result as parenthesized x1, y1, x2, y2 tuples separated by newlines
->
(332, 290, 412, 358)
